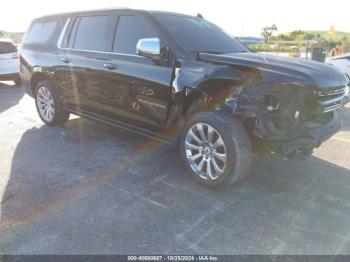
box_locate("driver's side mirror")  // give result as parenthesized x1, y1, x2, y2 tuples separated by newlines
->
(136, 38, 160, 60)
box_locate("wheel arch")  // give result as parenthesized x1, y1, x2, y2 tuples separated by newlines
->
(30, 70, 54, 94)
(168, 76, 244, 133)
(170, 61, 247, 127)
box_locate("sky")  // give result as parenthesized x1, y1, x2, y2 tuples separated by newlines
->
(1, 0, 349, 37)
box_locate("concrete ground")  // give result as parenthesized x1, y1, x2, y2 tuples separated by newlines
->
(0, 81, 350, 255)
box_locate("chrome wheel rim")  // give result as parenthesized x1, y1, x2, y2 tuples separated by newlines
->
(36, 86, 55, 122)
(185, 123, 227, 180)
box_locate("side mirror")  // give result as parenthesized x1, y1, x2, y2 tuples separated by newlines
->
(136, 38, 160, 60)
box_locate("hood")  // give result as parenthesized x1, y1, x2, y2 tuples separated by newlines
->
(199, 52, 349, 89)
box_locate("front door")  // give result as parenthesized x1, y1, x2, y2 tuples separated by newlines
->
(96, 13, 174, 131)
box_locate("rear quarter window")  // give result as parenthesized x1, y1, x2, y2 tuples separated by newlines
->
(24, 20, 58, 45)
(22, 17, 66, 50)
(0, 42, 17, 54)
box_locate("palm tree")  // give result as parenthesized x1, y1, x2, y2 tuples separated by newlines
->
(261, 24, 278, 43)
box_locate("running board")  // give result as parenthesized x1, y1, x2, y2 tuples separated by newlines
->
(65, 107, 177, 145)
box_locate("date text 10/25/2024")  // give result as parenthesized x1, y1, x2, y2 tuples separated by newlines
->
(127, 256, 219, 261)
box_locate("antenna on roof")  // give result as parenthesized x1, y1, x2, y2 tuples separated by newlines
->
(197, 13, 204, 19)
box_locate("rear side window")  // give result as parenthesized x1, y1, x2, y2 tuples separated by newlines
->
(0, 42, 17, 54)
(73, 16, 110, 52)
(113, 16, 157, 55)
(24, 21, 58, 44)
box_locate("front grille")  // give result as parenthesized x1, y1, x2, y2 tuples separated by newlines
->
(318, 86, 346, 113)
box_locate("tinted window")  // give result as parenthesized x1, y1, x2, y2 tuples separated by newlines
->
(73, 16, 110, 51)
(0, 42, 17, 54)
(24, 21, 58, 44)
(114, 16, 157, 54)
(154, 15, 249, 54)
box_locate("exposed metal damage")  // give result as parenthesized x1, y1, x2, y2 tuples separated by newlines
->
(170, 52, 349, 159)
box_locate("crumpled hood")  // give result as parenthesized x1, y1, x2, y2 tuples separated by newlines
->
(199, 52, 349, 89)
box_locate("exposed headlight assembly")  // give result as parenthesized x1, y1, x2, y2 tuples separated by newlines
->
(344, 85, 349, 97)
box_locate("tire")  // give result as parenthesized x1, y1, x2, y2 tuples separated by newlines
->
(34, 80, 70, 126)
(180, 112, 252, 188)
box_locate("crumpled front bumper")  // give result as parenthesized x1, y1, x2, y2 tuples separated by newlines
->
(280, 113, 341, 159)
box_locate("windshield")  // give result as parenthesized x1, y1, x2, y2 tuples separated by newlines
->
(154, 14, 249, 54)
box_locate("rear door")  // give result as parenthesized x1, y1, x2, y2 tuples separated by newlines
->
(56, 12, 115, 112)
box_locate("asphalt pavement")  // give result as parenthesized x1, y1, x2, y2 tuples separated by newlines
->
(0, 81, 350, 255)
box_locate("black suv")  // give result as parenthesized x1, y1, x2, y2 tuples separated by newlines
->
(20, 9, 349, 187)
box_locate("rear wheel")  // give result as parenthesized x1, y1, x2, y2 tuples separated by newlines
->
(35, 80, 70, 126)
(180, 112, 252, 188)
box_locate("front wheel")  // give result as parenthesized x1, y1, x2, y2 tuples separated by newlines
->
(180, 112, 252, 188)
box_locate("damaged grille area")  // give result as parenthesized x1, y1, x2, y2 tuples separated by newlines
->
(318, 86, 346, 113)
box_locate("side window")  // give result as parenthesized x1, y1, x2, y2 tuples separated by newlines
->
(73, 16, 110, 52)
(113, 16, 157, 55)
(24, 20, 58, 44)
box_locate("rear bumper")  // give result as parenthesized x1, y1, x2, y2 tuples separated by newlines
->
(0, 72, 20, 81)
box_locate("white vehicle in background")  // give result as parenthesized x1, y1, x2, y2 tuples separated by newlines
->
(0, 38, 20, 85)
(326, 53, 350, 102)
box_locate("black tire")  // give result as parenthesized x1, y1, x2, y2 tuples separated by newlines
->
(180, 112, 252, 188)
(34, 80, 70, 126)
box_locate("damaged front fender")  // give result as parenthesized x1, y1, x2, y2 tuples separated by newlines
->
(171, 59, 253, 97)
(166, 59, 260, 128)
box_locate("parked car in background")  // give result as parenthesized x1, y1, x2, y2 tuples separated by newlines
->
(326, 53, 350, 102)
(20, 9, 349, 188)
(0, 39, 20, 85)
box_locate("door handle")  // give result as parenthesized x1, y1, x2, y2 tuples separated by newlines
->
(61, 57, 70, 64)
(103, 63, 118, 70)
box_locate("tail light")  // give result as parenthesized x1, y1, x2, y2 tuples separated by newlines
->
(12, 53, 19, 60)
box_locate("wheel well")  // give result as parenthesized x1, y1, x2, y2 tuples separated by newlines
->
(183, 91, 210, 118)
(182, 82, 236, 118)
(31, 73, 50, 94)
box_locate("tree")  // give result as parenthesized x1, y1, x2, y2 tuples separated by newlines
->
(303, 32, 315, 40)
(0, 30, 5, 38)
(276, 34, 292, 41)
(261, 24, 278, 43)
(289, 30, 304, 40)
